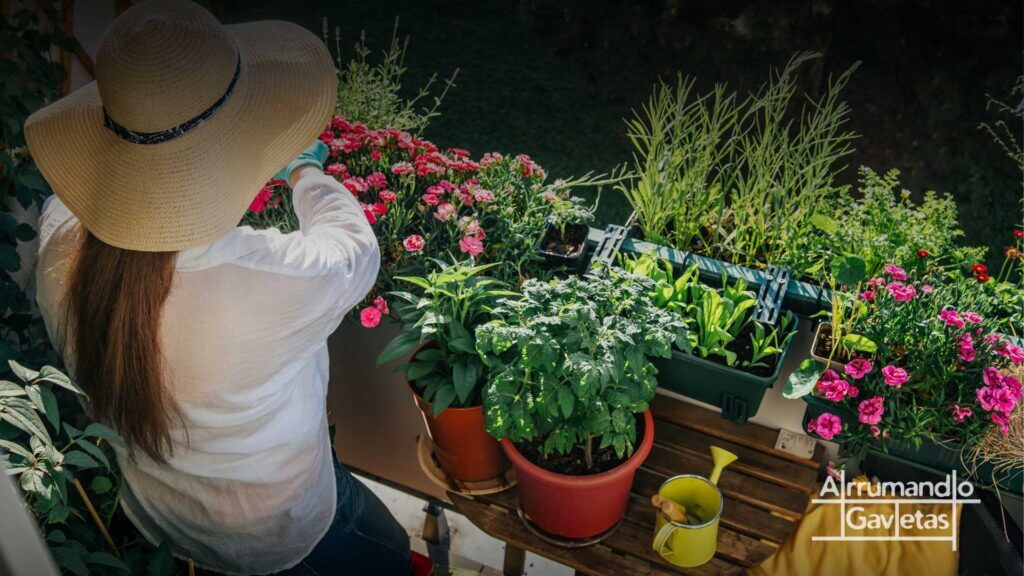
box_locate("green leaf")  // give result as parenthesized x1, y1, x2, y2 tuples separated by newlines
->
(841, 333, 878, 355)
(783, 359, 824, 399)
(809, 213, 839, 234)
(430, 385, 457, 416)
(448, 337, 476, 355)
(147, 541, 176, 576)
(7, 360, 38, 383)
(38, 365, 83, 395)
(404, 360, 437, 382)
(452, 358, 479, 404)
(557, 386, 574, 418)
(1, 398, 50, 442)
(87, 551, 129, 572)
(51, 546, 89, 576)
(376, 334, 419, 365)
(82, 422, 126, 449)
(77, 439, 111, 469)
(62, 450, 100, 470)
(90, 476, 113, 495)
(0, 381, 27, 397)
(830, 255, 867, 287)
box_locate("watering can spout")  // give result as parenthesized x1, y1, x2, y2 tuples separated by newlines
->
(708, 446, 738, 485)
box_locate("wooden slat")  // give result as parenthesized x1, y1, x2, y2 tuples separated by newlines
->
(643, 444, 808, 518)
(622, 496, 776, 567)
(476, 487, 768, 571)
(449, 492, 687, 576)
(651, 394, 823, 468)
(653, 419, 819, 494)
(633, 468, 796, 545)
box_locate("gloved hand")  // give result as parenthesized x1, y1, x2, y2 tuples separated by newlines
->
(274, 140, 329, 185)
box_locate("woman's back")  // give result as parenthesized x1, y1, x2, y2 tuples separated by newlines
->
(35, 173, 379, 574)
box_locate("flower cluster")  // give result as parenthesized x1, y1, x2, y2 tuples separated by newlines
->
(245, 114, 592, 328)
(807, 263, 1023, 455)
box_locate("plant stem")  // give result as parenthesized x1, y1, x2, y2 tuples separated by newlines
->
(584, 432, 594, 470)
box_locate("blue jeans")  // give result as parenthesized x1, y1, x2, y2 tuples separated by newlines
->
(278, 455, 412, 575)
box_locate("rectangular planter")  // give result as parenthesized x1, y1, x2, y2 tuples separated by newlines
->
(654, 316, 799, 424)
(802, 395, 1023, 494)
(616, 240, 828, 317)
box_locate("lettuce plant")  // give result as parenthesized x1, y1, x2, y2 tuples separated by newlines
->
(475, 272, 688, 470)
(377, 261, 516, 414)
(622, 255, 796, 370)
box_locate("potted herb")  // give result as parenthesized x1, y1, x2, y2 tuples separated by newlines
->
(377, 261, 518, 482)
(537, 222, 591, 273)
(475, 272, 688, 539)
(785, 261, 1024, 492)
(623, 255, 798, 423)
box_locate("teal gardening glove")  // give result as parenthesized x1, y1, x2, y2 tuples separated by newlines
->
(273, 140, 329, 184)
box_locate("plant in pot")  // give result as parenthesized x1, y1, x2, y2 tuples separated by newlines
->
(377, 260, 518, 482)
(475, 271, 689, 539)
(622, 255, 798, 422)
(785, 260, 1024, 491)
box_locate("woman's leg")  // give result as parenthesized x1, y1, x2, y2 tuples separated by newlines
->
(281, 459, 412, 575)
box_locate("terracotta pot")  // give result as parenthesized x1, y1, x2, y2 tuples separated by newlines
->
(501, 410, 655, 539)
(411, 387, 509, 483)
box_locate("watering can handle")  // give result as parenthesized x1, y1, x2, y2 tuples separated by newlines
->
(653, 522, 676, 557)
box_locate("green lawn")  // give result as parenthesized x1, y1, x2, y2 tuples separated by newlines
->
(216, 0, 1023, 260)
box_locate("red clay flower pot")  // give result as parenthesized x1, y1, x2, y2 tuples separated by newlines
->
(411, 388, 509, 482)
(501, 410, 655, 539)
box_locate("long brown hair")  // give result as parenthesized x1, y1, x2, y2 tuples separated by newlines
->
(65, 230, 180, 461)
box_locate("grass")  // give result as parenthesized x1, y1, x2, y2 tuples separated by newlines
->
(214, 0, 1023, 261)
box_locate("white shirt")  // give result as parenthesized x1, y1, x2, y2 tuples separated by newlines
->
(35, 174, 380, 575)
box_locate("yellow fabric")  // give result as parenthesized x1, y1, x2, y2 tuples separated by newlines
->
(750, 477, 961, 576)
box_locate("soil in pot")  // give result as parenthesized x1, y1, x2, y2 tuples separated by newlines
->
(813, 324, 869, 364)
(516, 415, 644, 476)
(541, 224, 587, 257)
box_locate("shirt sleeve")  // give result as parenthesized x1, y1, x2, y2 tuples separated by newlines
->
(230, 172, 380, 349)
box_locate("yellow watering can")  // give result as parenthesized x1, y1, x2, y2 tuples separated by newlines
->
(652, 446, 738, 567)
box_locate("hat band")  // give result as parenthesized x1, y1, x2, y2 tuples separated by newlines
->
(102, 55, 242, 145)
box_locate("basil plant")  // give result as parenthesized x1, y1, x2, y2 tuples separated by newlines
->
(475, 271, 689, 470)
(377, 260, 517, 415)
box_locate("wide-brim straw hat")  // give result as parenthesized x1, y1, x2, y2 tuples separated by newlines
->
(25, 0, 336, 251)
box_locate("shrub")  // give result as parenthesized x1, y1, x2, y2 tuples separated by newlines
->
(475, 272, 688, 470)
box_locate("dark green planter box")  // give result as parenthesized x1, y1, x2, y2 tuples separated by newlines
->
(802, 395, 1023, 494)
(653, 315, 799, 425)
(616, 240, 828, 317)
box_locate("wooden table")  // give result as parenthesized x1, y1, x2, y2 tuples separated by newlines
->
(449, 394, 824, 575)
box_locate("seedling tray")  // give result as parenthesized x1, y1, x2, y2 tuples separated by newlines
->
(654, 316, 799, 424)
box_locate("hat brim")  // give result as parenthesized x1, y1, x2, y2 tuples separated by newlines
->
(25, 20, 337, 251)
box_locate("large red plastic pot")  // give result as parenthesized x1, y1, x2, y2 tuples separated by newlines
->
(411, 388, 509, 482)
(501, 411, 655, 539)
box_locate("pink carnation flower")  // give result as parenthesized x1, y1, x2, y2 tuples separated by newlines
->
(996, 344, 1024, 365)
(360, 306, 382, 328)
(958, 334, 976, 363)
(324, 163, 347, 176)
(458, 235, 484, 256)
(858, 396, 885, 426)
(372, 296, 389, 315)
(977, 385, 1016, 413)
(881, 365, 909, 387)
(859, 290, 875, 302)
(883, 264, 908, 280)
(379, 190, 397, 203)
(949, 404, 973, 423)
(249, 186, 273, 214)
(962, 311, 984, 324)
(807, 412, 843, 440)
(939, 309, 965, 329)
(844, 359, 873, 380)
(474, 189, 495, 203)
(886, 282, 916, 302)
(434, 202, 456, 221)
(817, 370, 853, 402)
(990, 412, 1011, 436)
(983, 366, 1003, 388)
(403, 235, 425, 252)
(920, 284, 934, 295)
(365, 172, 388, 190)
(391, 161, 414, 175)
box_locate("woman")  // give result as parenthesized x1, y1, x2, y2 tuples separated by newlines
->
(27, 1, 421, 574)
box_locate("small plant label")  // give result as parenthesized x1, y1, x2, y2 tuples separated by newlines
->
(774, 428, 816, 459)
